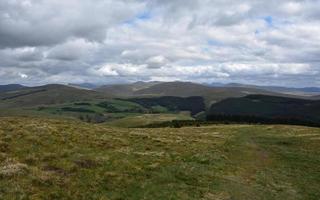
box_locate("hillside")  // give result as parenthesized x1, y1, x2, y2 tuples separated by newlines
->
(0, 84, 27, 93)
(105, 113, 194, 128)
(207, 95, 320, 125)
(97, 81, 282, 104)
(96, 81, 161, 97)
(68, 83, 100, 90)
(223, 83, 320, 96)
(134, 82, 213, 96)
(0, 84, 107, 108)
(0, 117, 319, 199)
(311, 95, 320, 100)
(134, 81, 284, 106)
(0, 82, 314, 124)
(125, 96, 206, 115)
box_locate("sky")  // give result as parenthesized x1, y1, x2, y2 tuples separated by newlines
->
(0, 0, 320, 87)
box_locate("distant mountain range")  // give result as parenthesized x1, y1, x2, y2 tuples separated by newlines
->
(95, 81, 311, 107)
(1, 81, 320, 126)
(95, 81, 320, 97)
(0, 81, 319, 109)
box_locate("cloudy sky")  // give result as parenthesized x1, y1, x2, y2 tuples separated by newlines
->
(1, 0, 320, 86)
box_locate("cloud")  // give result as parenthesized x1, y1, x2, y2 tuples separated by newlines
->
(18, 72, 28, 79)
(0, 0, 145, 48)
(146, 55, 169, 68)
(0, 0, 320, 86)
(47, 39, 98, 61)
(281, 2, 302, 14)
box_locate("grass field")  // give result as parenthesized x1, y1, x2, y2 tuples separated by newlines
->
(105, 113, 194, 128)
(32, 99, 146, 115)
(0, 117, 320, 199)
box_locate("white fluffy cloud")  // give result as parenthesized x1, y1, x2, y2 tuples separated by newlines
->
(0, 0, 320, 86)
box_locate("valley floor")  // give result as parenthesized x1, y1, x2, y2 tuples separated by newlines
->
(0, 117, 319, 199)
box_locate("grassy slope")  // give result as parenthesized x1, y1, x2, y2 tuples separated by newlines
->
(0, 84, 27, 93)
(105, 113, 194, 128)
(0, 99, 193, 129)
(207, 95, 320, 123)
(124, 96, 206, 116)
(95, 82, 161, 97)
(0, 84, 106, 108)
(34, 99, 146, 115)
(0, 117, 319, 199)
(133, 82, 284, 106)
(0, 99, 148, 122)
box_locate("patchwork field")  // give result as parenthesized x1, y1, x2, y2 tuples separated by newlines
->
(0, 117, 319, 199)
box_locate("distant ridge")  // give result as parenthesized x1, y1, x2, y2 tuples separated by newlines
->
(217, 83, 320, 96)
(68, 83, 100, 90)
(0, 84, 106, 108)
(6, 81, 315, 99)
(0, 84, 27, 93)
(96, 81, 161, 97)
(133, 81, 287, 106)
(0, 81, 315, 109)
(133, 81, 210, 96)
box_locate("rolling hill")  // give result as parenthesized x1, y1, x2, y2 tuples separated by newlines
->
(223, 83, 320, 96)
(133, 82, 214, 96)
(0, 84, 27, 93)
(207, 94, 320, 126)
(95, 81, 314, 105)
(133, 81, 286, 106)
(0, 84, 107, 108)
(125, 96, 206, 115)
(97, 81, 270, 102)
(96, 81, 161, 97)
(68, 83, 100, 90)
(0, 81, 315, 123)
(0, 81, 312, 111)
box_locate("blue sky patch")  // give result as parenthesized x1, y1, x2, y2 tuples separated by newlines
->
(136, 11, 152, 20)
(207, 39, 223, 46)
(123, 11, 152, 26)
(264, 16, 273, 27)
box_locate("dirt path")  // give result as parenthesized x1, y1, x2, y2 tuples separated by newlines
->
(216, 128, 299, 199)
